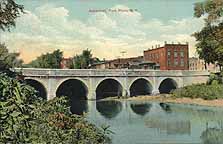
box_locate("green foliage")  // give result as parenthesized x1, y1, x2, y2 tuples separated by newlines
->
(0, 73, 37, 143)
(193, 0, 223, 70)
(0, 73, 111, 143)
(0, 0, 24, 31)
(0, 43, 23, 71)
(207, 73, 223, 85)
(30, 97, 111, 144)
(194, 0, 223, 24)
(71, 49, 101, 69)
(27, 49, 63, 69)
(171, 83, 223, 100)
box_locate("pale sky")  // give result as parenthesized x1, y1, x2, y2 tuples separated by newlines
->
(0, 0, 205, 63)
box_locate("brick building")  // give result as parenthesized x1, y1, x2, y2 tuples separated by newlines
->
(144, 43, 189, 70)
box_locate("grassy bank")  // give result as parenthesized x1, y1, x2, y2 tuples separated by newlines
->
(171, 83, 223, 100)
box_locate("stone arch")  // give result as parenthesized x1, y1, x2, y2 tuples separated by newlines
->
(56, 77, 89, 94)
(158, 78, 178, 94)
(96, 78, 123, 100)
(56, 78, 88, 115)
(24, 78, 47, 100)
(129, 78, 153, 96)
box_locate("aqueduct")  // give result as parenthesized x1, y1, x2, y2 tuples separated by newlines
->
(15, 68, 210, 100)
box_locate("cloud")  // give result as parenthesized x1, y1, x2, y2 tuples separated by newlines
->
(1, 4, 205, 63)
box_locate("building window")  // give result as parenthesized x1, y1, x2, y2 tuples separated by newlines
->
(168, 51, 171, 57)
(181, 59, 184, 66)
(168, 59, 171, 66)
(174, 52, 178, 57)
(174, 59, 178, 66)
(180, 51, 184, 57)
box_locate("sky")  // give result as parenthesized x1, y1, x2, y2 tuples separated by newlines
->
(1, 0, 206, 63)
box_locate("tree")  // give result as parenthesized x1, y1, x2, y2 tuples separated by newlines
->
(71, 49, 101, 69)
(0, 43, 23, 71)
(0, 0, 24, 72)
(0, 0, 24, 31)
(27, 49, 63, 69)
(193, 0, 223, 71)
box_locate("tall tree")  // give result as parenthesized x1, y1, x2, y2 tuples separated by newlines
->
(71, 49, 100, 69)
(193, 0, 223, 70)
(0, 0, 24, 72)
(0, 43, 23, 71)
(27, 49, 63, 69)
(0, 0, 24, 31)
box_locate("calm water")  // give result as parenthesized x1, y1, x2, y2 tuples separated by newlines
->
(73, 100, 223, 144)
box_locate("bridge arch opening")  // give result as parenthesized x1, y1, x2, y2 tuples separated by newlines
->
(56, 79, 88, 115)
(96, 79, 123, 100)
(159, 78, 178, 94)
(25, 79, 47, 100)
(129, 78, 153, 97)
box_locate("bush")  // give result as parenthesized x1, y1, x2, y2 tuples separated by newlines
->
(31, 97, 112, 144)
(207, 73, 223, 85)
(0, 72, 37, 143)
(171, 83, 223, 100)
(0, 72, 111, 143)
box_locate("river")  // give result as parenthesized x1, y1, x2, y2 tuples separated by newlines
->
(71, 100, 223, 144)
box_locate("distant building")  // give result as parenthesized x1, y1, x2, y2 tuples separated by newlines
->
(144, 43, 189, 70)
(189, 57, 220, 72)
(90, 56, 158, 69)
(60, 58, 72, 69)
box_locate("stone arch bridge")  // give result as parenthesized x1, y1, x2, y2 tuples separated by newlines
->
(15, 68, 210, 100)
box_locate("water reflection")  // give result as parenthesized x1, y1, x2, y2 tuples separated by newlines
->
(130, 103, 151, 116)
(201, 127, 223, 144)
(70, 100, 88, 115)
(87, 101, 223, 144)
(96, 100, 122, 119)
(145, 118, 191, 135)
(159, 102, 172, 113)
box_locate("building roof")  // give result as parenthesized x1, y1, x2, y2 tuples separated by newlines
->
(144, 43, 189, 52)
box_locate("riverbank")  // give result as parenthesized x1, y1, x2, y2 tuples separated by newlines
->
(126, 94, 223, 107)
(101, 94, 223, 107)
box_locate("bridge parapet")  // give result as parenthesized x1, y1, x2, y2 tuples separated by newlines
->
(14, 68, 210, 77)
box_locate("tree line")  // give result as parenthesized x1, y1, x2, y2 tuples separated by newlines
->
(24, 49, 101, 69)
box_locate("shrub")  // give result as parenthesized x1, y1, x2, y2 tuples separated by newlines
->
(207, 73, 223, 85)
(171, 83, 223, 100)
